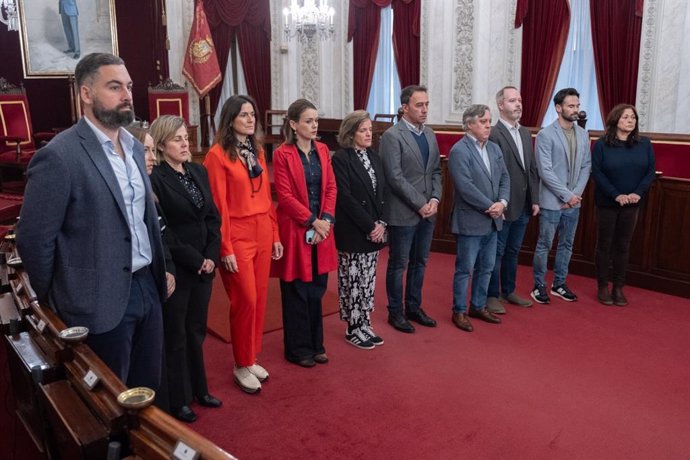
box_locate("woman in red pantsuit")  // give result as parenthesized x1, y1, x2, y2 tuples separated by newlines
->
(204, 95, 283, 394)
(271, 98, 338, 368)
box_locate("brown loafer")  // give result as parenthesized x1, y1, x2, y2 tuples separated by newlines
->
(452, 312, 473, 332)
(468, 308, 502, 324)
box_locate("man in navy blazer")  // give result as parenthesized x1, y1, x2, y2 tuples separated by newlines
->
(381, 85, 442, 334)
(17, 53, 167, 390)
(448, 104, 510, 332)
(531, 88, 591, 304)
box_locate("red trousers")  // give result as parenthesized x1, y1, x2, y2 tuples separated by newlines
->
(220, 213, 274, 367)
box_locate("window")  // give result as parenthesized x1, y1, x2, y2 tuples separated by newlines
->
(366, 6, 401, 118)
(542, 0, 603, 130)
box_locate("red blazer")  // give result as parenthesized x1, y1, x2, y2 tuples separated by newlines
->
(271, 141, 337, 282)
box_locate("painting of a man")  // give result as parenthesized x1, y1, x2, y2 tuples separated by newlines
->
(59, 0, 80, 59)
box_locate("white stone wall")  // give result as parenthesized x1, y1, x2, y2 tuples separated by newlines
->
(166, 0, 690, 133)
(637, 0, 690, 133)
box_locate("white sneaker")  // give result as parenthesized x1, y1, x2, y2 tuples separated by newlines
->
(233, 366, 261, 394)
(248, 363, 269, 382)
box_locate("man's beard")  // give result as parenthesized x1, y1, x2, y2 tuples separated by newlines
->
(93, 100, 135, 129)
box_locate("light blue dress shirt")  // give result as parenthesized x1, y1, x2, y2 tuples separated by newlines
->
(84, 117, 152, 272)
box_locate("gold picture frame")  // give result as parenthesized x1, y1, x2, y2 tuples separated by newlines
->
(17, 0, 118, 78)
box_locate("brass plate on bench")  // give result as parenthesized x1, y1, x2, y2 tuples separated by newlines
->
(117, 387, 155, 410)
(58, 326, 89, 343)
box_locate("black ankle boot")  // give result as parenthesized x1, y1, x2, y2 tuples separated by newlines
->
(612, 286, 628, 306)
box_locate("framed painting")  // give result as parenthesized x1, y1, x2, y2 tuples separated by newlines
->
(17, 0, 118, 78)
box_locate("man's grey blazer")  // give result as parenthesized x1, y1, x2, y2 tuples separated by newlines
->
(534, 120, 591, 211)
(489, 122, 539, 221)
(380, 122, 442, 226)
(448, 135, 510, 236)
(17, 118, 167, 334)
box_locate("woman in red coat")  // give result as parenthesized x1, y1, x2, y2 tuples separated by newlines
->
(204, 95, 283, 394)
(272, 98, 337, 367)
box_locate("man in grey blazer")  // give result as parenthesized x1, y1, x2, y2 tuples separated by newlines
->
(17, 53, 167, 390)
(486, 86, 540, 313)
(448, 105, 510, 332)
(531, 88, 591, 304)
(381, 85, 442, 333)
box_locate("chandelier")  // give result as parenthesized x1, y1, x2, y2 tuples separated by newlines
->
(283, 0, 335, 43)
(1, 0, 19, 31)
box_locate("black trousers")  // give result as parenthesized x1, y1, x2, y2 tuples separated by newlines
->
(595, 206, 640, 287)
(163, 270, 212, 410)
(280, 248, 328, 362)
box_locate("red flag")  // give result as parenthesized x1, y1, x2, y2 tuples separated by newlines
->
(182, 0, 222, 98)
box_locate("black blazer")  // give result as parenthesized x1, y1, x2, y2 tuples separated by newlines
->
(332, 147, 389, 253)
(150, 161, 221, 281)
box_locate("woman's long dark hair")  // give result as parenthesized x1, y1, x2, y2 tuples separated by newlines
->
(603, 103, 640, 148)
(215, 95, 264, 161)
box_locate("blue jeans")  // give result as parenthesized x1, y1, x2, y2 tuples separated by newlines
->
(452, 231, 497, 313)
(532, 207, 580, 287)
(488, 208, 531, 298)
(386, 219, 435, 315)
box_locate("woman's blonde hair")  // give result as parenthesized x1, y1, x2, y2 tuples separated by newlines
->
(149, 115, 186, 164)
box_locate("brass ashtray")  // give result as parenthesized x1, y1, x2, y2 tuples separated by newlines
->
(7, 256, 22, 268)
(117, 387, 155, 410)
(58, 326, 89, 343)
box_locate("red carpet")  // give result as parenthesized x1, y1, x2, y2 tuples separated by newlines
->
(3, 250, 689, 459)
(190, 250, 690, 459)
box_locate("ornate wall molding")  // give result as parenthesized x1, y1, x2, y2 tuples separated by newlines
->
(636, 0, 658, 131)
(342, 0, 352, 114)
(452, 0, 474, 114)
(270, 1, 283, 111)
(300, 39, 320, 106)
(420, 0, 430, 86)
(504, 0, 518, 86)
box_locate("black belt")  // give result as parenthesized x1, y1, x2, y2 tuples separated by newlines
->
(133, 265, 150, 277)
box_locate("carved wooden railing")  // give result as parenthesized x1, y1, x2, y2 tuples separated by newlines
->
(0, 236, 235, 459)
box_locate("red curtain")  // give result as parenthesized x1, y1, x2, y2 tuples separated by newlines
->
(392, 0, 420, 88)
(515, 0, 571, 127)
(590, 0, 643, 121)
(348, 0, 387, 110)
(204, 0, 271, 119)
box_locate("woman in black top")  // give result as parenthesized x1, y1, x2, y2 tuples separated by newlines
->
(332, 110, 388, 349)
(149, 115, 222, 422)
(591, 104, 655, 306)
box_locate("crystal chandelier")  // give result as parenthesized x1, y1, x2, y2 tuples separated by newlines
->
(1, 0, 19, 31)
(283, 0, 335, 43)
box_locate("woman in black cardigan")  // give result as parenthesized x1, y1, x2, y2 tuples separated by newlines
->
(332, 110, 389, 350)
(149, 115, 222, 423)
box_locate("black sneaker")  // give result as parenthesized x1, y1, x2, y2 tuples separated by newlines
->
(551, 284, 577, 302)
(531, 285, 550, 304)
(345, 328, 375, 350)
(361, 325, 384, 346)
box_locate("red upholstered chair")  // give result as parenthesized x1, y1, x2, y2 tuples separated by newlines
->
(148, 79, 199, 150)
(0, 78, 55, 165)
(148, 79, 190, 124)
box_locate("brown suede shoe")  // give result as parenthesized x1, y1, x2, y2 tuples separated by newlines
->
(486, 296, 506, 314)
(598, 285, 613, 305)
(612, 286, 628, 306)
(504, 292, 533, 307)
(452, 312, 473, 332)
(468, 308, 502, 324)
